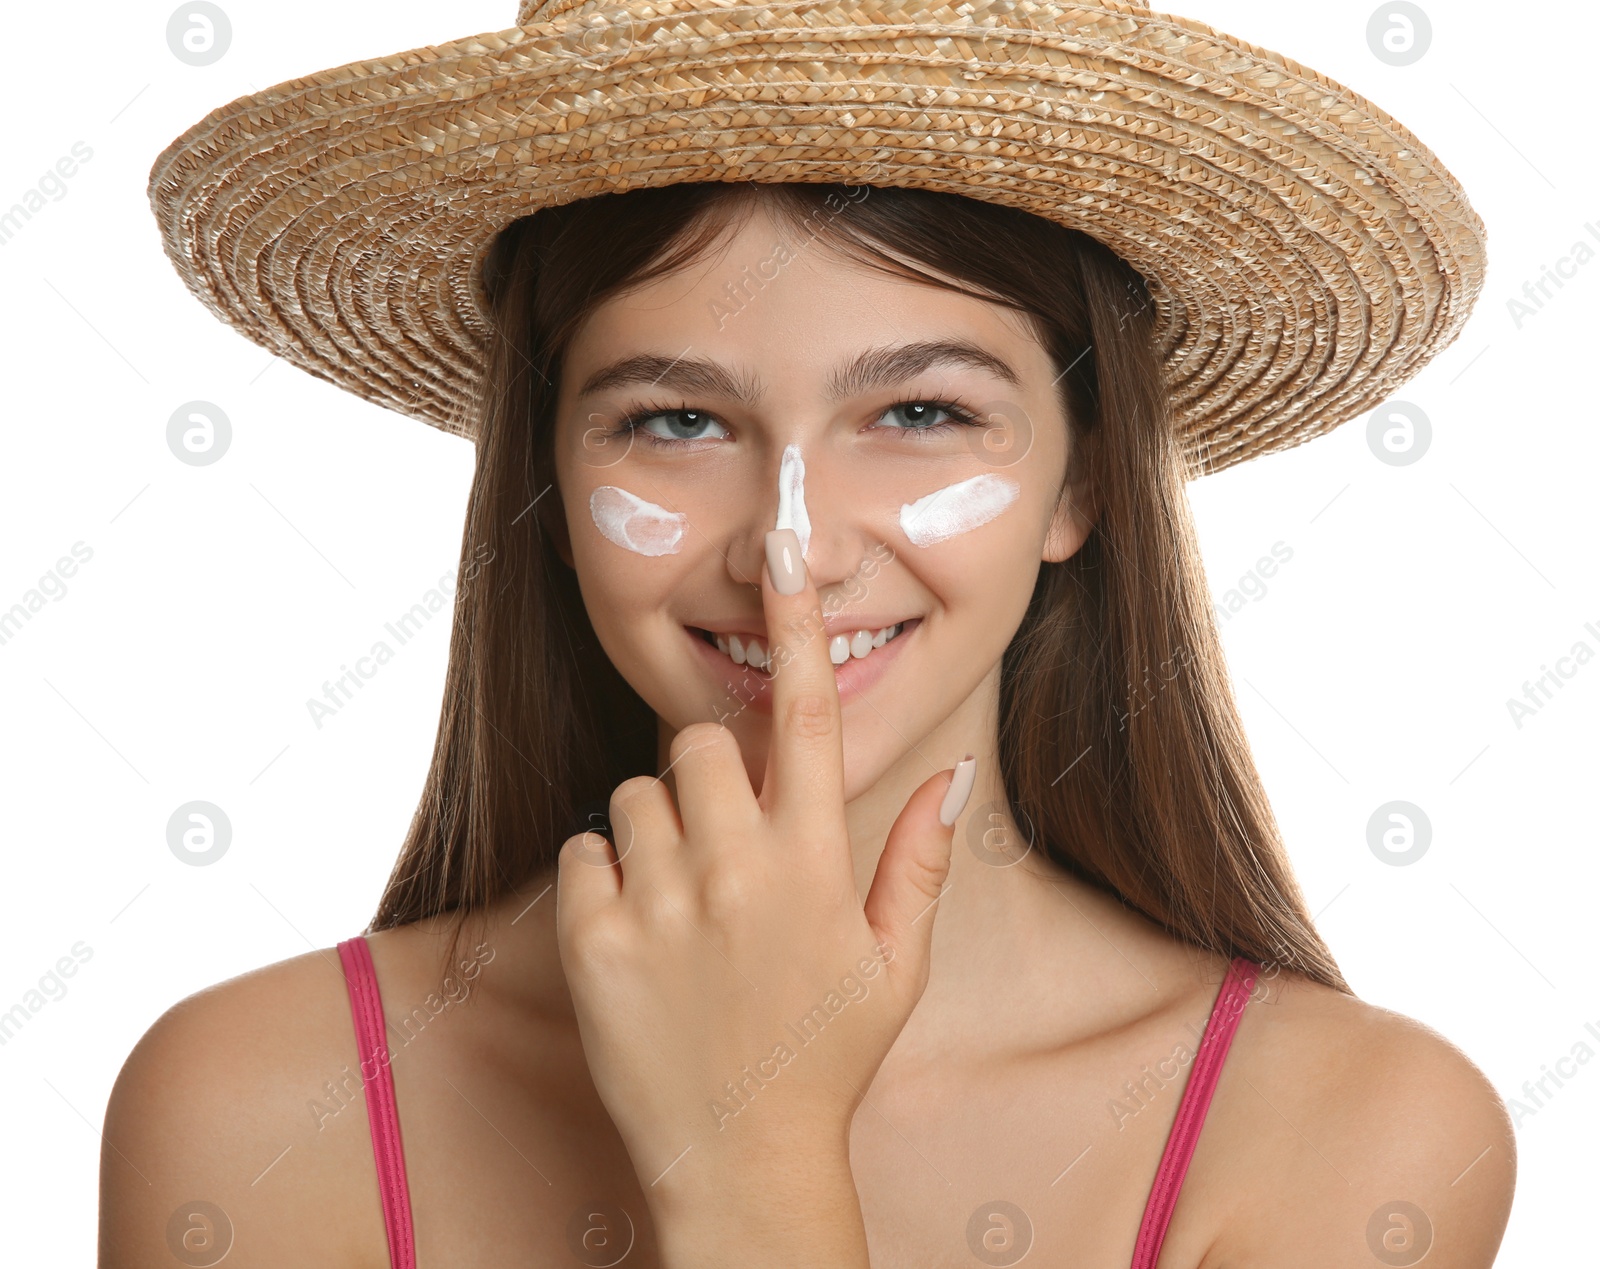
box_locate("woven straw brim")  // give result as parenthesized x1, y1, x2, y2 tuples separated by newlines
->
(147, 0, 1486, 479)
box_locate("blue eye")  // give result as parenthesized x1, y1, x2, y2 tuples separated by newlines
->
(878, 401, 984, 435)
(615, 408, 729, 446)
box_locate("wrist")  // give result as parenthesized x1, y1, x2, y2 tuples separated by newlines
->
(649, 1155, 869, 1269)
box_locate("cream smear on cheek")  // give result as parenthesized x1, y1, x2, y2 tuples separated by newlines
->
(774, 443, 812, 557)
(899, 473, 1020, 546)
(589, 486, 687, 556)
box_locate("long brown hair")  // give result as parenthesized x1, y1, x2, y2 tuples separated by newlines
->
(368, 179, 1349, 996)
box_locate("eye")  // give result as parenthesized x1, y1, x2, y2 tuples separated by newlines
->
(612, 407, 730, 448)
(876, 400, 985, 438)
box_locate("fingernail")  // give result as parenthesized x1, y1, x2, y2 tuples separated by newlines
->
(939, 753, 977, 827)
(766, 527, 805, 595)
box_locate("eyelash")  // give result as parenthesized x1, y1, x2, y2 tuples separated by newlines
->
(606, 398, 987, 449)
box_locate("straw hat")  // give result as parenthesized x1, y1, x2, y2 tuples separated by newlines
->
(147, 0, 1485, 478)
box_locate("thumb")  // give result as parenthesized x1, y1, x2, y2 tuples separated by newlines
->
(862, 754, 977, 984)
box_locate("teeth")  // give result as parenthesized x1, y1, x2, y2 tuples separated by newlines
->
(717, 630, 769, 670)
(710, 622, 906, 671)
(830, 622, 905, 665)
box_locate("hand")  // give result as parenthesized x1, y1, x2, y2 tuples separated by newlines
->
(555, 526, 976, 1225)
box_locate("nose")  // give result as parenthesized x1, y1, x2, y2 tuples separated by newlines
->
(773, 443, 812, 561)
(724, 442, 880, 596)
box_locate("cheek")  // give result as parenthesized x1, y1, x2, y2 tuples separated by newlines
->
(894, 472, 1040, 639)
(587, 484, 688, 557)
(567, 484, 693, 651)
(897, 473, 1021, 548)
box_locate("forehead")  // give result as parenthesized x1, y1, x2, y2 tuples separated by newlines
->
(561, 202, 1056, 400)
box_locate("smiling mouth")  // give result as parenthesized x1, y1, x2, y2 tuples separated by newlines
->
(687, 619, 919, 676)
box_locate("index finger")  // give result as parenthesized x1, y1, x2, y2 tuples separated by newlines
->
(758, 526, 846, 823)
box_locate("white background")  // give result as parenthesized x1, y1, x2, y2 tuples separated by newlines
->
(1, 0, 1593, 1262)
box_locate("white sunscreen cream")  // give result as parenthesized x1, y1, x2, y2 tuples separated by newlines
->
(899, 473, 1020, 546)
(775, 443, 812, 558)
(589, 486, 687, 556)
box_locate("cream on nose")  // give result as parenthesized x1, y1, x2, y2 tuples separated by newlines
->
(774, 443, 812, 559)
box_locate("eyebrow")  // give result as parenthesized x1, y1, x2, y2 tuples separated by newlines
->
(573, 338, 1023, 405)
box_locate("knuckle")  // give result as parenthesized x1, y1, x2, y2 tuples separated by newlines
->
(611, 774, 660, 808)
(701, 861, 755, 917)
(561, 829, 613, 867)
(608, 778, 658, 848)
(904, 843, 953, 896)
(670, 721, 733, 762)
(785, 691, 838, 740)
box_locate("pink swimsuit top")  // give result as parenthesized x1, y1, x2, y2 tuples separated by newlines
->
(337, 935, 1259, 1268)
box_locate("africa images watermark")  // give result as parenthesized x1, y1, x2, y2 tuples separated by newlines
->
(1506, 218, 1600, 330)
(708, 941, 894, 1131)
(1211, 540, 1295, 626)
(0, 539, 94, 649)
(0, 941, 94, 1048)
(1113, 644, 1194, 732)
(1103, 961, 1272, 1131)
(307, 939, 496, 1131)
(1504, 1015, 1600, 1128)
(706, 178, 881, 332)
(304, 543, 493, 730)
(1504, 616, 1600, 730)
(0, 142, 94, 248)
(706, 539, 898, 728)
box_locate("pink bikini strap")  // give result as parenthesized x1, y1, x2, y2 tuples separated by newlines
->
(337, 935, 417, 1269)
(333, 936, 1251, 1269)
(1129, 955, 1260, 1268)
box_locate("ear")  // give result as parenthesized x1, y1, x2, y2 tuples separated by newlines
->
(1043, 471, 1096, 564)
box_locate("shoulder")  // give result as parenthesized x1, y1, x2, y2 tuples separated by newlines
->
(99, 942, 388, 1269)
(1201, 967, 1516, 1267)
